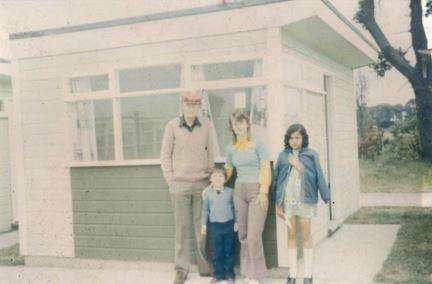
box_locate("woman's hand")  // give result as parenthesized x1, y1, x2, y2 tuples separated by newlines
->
(234, 222, 239, 232)
(255, 192, 269, 211)
(288, 155, 304, 173)
(276, 206, 286, 220)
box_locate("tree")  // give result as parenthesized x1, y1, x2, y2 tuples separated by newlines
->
(356, 70, 371, 139)
(355, 0, 432, 161)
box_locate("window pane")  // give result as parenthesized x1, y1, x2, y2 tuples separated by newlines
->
(70, 75, 109, 94)
(204, 86, 267, 156)
(192, 60, 262, 81)
(67, 100, 114, 161)
(118, 65, 181, 93)
(120, 93, 180, 159)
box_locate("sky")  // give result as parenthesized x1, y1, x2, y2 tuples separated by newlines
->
(0, 0, 431, 107)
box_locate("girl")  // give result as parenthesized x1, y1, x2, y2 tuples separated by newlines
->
(224, 109, 271, 284)
(201, 168, 238, 284)
(272, 124, 331, 284)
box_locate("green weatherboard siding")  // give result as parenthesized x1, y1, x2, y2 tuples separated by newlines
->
(71, 165, 277, 267)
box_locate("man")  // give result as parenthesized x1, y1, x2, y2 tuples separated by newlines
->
(160, 90, 214, 284)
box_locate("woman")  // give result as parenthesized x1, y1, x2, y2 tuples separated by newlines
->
(224, 109, 271, 284)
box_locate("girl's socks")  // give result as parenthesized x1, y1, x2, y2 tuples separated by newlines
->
(304, 248, 314, 278)
(287, 248, 297, 277)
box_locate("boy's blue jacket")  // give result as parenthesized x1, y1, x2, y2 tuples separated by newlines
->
(272, 147, 331, 206)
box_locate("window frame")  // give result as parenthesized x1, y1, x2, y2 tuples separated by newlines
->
(63, 54, 268, 167)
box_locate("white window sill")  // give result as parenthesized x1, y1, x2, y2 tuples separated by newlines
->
(65, 157, 227, 168)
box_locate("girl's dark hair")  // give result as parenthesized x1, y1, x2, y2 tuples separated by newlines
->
(284, 123, 309, 149)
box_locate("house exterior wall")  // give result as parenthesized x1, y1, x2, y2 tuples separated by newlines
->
(274, 33, 360, 266)
(281, 33, 360, 224)
(15, 29, 280, 263)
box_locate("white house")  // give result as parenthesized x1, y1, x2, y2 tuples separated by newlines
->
(8, 0, 377, 267)
(0, 34, 16, 233)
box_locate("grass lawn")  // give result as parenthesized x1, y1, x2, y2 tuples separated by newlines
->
(359, 157, 432, 193)
(0, 243, 24, 266)
(346, 207, 432, 283)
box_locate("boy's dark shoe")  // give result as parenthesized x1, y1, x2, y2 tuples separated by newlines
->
(173, 270, 187, 284)
(199, 271, 212, 277)
(286, 276, 296, 284)
(303, 277, 313, 284)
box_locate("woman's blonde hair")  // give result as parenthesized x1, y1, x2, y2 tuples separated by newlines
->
(229, 109, 251, 143)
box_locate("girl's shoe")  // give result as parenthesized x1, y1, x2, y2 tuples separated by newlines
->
(227, 279, 235, 284)
(209, 278, 218, 284)
(286, 276, 296, 284)
(303, 277, 313, 284)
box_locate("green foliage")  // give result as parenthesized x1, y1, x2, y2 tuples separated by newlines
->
(426, 0, 432, 17)
(382, 114, 421, 160)
(358, 123, 383, 160)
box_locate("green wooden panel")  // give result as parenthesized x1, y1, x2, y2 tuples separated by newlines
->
(73, 201, 172, 214)
(74, 213, 175, 226)
(75, 247, 174, 262)
(73, 189, 170, 201)
(71, 165, 278, 267)
(74, 224, 175, 237)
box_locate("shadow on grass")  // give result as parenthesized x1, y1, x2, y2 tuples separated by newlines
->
(346, 207, 432, 283)
(0, 244, 24, 266)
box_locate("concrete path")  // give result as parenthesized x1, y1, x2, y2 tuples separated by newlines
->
(0, 225, 399, 284)
(360, 192, 432, 207)
(311, 224, 399, 284)
(0, 230, 18, 249)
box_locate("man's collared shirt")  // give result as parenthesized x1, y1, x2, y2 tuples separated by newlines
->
(179, 115, 201, 132)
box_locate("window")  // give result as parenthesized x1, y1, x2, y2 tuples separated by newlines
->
(120, 93, 180, 159)
(68, 100, 114, 161)
(119, 65, 181, 93)
(66, 64, 182, 163)
(192, 60, 262, 81)
(203, 87, 267, 156)
(65, 58, 267, 164)
(70, 75, 109, 93)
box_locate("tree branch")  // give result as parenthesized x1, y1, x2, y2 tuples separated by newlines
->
(410, 0, 431, 82)
(355, 0, 417, 81)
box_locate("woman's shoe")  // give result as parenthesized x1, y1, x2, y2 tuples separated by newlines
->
(303, 277, 313, 284)
(286, 276, 296, 284)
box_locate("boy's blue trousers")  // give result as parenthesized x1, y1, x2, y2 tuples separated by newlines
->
(209, 219, 235, 280)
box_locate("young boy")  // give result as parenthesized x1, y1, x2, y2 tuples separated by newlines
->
(201, 168, 238, 284)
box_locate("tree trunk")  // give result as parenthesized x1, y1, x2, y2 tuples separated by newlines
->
(412, 82, 432, 160)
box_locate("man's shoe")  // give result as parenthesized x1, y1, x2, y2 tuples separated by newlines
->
(303, 277, 313, 284)
(199, 271, 212, 277)
(286, 276, 296, 284)
(173, 270, 187, 284)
